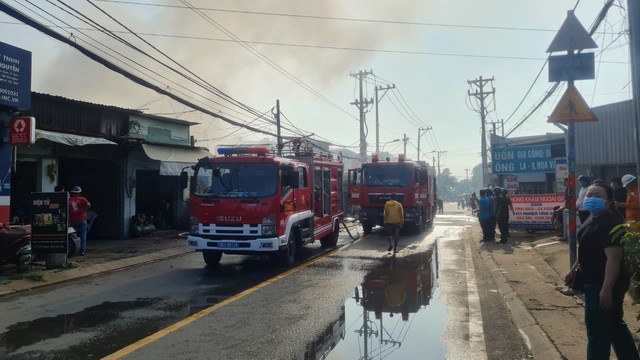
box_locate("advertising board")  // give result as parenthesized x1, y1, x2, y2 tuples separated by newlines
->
(492, 145, 554, 174)
(509, 193, 565, 230)
(0, 41, 31, 109)
(31, 192, 69, 254)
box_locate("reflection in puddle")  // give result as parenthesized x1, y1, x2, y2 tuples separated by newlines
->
(323, 244, 448, 359)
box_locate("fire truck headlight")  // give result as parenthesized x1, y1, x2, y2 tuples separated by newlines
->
(262, 213, 276, 236)
(190, 216, 199, 235)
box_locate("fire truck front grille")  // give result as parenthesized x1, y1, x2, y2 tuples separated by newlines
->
(200, 223, 261, 236)
(368, 194, 405, 204)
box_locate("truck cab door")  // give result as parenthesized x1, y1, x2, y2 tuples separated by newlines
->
(346, 168, 362, 206)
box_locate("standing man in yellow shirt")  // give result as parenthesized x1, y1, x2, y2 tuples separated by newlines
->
(384, 193, 404, 254)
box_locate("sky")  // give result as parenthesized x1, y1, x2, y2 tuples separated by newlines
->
(0, 0, 631, 179)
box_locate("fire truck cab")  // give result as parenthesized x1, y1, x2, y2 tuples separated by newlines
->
(185, 146, 343, 267)
(347, 154, 436, 235)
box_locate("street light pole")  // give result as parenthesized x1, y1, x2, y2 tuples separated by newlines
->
(381, 139, 401, 157)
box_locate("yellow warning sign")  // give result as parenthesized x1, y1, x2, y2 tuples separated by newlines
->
(548, 83, 598, 123)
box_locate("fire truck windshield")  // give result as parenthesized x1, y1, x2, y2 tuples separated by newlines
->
(362, 165, 413, 187)
(192, 163, 278, 198)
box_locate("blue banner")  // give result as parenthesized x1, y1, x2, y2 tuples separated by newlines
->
(0, 41, 32, 110)
(492, 145, 554, 174)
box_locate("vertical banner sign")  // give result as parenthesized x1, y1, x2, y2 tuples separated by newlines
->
(0, 41, 32, 109)
(508, 193, 565, 230)
(31, 192, 68, 254)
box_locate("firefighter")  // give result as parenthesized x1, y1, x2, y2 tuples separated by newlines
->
(384, 193, 404, 254)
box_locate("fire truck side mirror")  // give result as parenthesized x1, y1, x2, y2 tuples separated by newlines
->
(180, 172, 189, 189)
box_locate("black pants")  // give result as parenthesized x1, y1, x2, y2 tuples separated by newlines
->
(497, 216, 509, 242)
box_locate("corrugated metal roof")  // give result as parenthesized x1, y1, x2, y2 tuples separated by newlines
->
(575, 99, 634, 165)
(32, 92, 199, 126)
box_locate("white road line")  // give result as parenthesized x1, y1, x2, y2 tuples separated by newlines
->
(465, 238, 488, 360)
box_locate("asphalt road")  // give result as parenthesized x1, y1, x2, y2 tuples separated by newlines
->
(0, 214, 531, 360)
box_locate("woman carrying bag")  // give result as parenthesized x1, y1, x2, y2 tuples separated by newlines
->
(564, 183, 639, 360)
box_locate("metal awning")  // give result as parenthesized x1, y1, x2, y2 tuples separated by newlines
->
(142, 143, 212, 176)
(35, 130, 117, 146)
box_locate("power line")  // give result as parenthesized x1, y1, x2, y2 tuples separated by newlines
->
(178, 0, 357, 122)
(0, 2, 283, 139)
(94, 0, 560, 33)
(0, 20, 629, 64)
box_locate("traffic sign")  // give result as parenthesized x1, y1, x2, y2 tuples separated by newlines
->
(547, 10, 597, 53)
(548, 53, 595, 82)
(547, 84, 597, 123)
(9, 116, 35, 145)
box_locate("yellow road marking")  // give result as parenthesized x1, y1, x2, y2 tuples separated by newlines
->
(102, 244, 353, 359)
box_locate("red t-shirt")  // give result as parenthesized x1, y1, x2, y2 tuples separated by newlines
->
(69, 196, 91, 222)
(626, 186, 640, 222)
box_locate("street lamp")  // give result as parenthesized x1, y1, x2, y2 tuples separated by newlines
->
(381, 139, 401, 154)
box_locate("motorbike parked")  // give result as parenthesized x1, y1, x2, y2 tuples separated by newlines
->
(0, 223, 32, 271)
(67, 226, 78, 258)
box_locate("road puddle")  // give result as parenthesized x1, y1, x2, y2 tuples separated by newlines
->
(302, 245, 448, 359)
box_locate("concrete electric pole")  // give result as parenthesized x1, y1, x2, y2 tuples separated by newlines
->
(629, 0, 640, 182)
(403, 133, 409, 157)
(436, 150, 447, 177)
(467, 76, 495, 186)
(374, 84, 395, 154)
(350, 70, 374, 163)
(416, 126, 432, 161)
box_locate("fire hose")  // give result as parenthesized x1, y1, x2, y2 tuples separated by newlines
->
(340, 220, 360, 240)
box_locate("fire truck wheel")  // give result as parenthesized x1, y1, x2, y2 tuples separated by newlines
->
(415, 211, 426, 234)
(362, 222, 373, 235)
(320, 221, 339, 247)
(202, 250, 222, 266)
(277, 234, 296, 267)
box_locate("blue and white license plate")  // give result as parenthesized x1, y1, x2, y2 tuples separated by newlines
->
(217, 241, 239, 248)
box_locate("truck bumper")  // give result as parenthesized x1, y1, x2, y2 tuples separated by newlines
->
(187, 235, 286, 253)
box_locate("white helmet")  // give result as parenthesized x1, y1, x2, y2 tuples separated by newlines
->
(622, 174, 636, 187)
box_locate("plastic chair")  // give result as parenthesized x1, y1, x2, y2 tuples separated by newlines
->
(87, 211, 98, 236)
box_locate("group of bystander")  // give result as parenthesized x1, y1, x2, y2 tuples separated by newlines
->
(476, 187, 515, 244)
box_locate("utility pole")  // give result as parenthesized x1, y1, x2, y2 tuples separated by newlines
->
(436, 150, 447, 177)
(629, 0, 640, 184)
(416, 126, 432, 161)
(403, 133, 409, 157)
(467, 76, 495, 186)
(465, 168, 470, 180)
(275, 99, 282, 155)
(375, 84, 395, 154)
(350, 70, 374, 163)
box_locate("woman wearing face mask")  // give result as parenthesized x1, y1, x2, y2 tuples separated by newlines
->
(565, 183, 638, 359)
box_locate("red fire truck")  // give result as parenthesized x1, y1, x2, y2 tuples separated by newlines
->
(347, 154, 437, 235)
(185, 146, 344, 266)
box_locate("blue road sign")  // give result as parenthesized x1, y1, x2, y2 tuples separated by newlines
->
(549, 53, 595, 82)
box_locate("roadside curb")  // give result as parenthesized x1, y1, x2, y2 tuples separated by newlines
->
(474, 239, 564, 359)
(0, 246, 191, 298)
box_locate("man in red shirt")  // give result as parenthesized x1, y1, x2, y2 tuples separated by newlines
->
(69, 186, 91, 255)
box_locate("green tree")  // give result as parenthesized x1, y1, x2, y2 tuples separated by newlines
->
(436, 168, 458, 201)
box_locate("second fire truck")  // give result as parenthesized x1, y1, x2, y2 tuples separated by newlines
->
(347, 154, 437, 234)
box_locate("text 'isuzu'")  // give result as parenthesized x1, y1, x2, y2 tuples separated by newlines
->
(184, 146, 344, 267)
